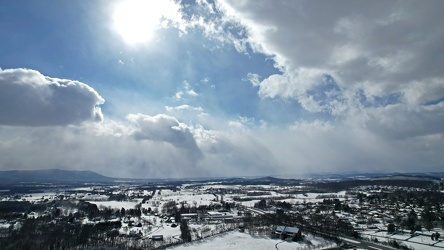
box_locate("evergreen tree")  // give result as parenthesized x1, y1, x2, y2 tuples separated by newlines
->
(180, 220, 192, 242)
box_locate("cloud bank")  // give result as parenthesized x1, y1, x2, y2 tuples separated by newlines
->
(0, 68, 104, 126)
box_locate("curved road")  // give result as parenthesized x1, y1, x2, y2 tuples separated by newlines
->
(245, 206, 397, 250)
(275, 240, 284, 249)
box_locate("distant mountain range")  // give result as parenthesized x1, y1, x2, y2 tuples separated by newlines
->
(0, 169, 442, 185)
(0, 169, 114, 184)
(305, 171, 444, 181)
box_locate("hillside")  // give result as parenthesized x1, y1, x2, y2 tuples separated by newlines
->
(0, 169, 114, 183)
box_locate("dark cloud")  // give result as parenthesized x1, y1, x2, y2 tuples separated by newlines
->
(0, 68, 104, 126)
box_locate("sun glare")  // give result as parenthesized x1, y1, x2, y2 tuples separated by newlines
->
(113, 1, 164, 44)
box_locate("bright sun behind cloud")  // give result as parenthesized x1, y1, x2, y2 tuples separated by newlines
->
(112, 0, 182, 45)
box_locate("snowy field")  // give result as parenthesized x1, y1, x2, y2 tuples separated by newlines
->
(235, 191, 349, 208)
(90, 201, 140, 210)
(170, 231, 337, 250)
(155, 193, 217, 207)
(20, 192, 58, 202)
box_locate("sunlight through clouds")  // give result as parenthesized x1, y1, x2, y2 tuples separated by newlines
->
(112, 0, 183, 44)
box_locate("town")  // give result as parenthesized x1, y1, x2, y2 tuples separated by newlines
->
(0, 173, 443, 249)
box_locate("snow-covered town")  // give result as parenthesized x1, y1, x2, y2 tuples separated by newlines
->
(1, 174, 444, 249)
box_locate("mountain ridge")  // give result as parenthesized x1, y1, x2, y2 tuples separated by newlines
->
(0, 169, 114, 183)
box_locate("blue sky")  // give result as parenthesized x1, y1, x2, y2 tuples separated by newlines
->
(1, 0, 443, 178)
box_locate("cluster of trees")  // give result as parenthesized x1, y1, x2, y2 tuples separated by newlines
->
(254, 199, 293, 210)
(0, 216, 122, 249)
(0, 201, 47, 220)
(120, 204, 142, 218)
(160, 199, 234, 219)
(431, 232, 441, 241)
(234, 195, 293, 202)
(0, 199, 148, 249)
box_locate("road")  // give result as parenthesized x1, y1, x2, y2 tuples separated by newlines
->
(340, 236, 396, 250)
(245, 207, 269, 216)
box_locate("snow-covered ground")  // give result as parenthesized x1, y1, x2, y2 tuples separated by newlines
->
(0, 222, 10, 229)
(235, 191, 349, 207)
(170, 231, 337, 250)
(362, 229, 444, 250)
(89, 200, 140, 210)
(20, 192, 57, 202)
(157, 193, 216, 207)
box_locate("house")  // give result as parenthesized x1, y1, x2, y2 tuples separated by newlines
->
(129, 230, 142, 237)
(275, 226, 302, 241)
(151, 235, 163, 241)
(181, 213, 198, 221)
(207, 211, 233, 220)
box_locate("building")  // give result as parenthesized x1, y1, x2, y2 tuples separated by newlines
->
(275, 226, 302, 241)
(181, 213, 198, 221)
(207, 211, 233, 220)
(151, 235, 163, 241)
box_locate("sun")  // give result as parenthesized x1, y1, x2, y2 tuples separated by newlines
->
(112, 0, 164, 45)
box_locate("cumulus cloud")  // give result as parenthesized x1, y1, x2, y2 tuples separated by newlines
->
(0, 68, 104, 126)
(126, 113, 203, 164)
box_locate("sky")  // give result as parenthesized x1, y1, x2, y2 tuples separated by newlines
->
(0, 0, 443, 178)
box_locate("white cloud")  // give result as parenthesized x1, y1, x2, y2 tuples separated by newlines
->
(246, 73, 260, 87)
(127, 113, 199, 150)
(165, 104, 204, 114)
(0, 68, 104, 126)
(173, 81, 199, 100)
